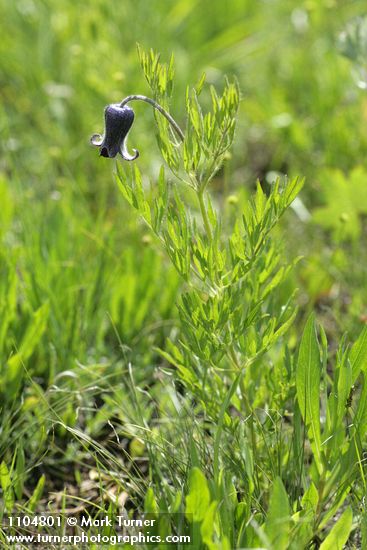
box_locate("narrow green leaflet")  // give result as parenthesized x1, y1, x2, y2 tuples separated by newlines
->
(0, 462, 14, 512)
(144, 487, 158, 515)
(28, 475, 45, 512)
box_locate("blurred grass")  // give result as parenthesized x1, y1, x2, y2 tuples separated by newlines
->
(1, 0, 367, 536)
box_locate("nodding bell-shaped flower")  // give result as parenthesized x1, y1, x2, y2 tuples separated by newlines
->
(91, 104, 139, 161)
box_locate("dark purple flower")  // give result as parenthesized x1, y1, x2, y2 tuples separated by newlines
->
(91, 104, 139, 160)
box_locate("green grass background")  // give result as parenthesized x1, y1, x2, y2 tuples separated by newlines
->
(1, 0, 367, 546)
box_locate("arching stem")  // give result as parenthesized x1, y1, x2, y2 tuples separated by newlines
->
(119, 95, 185, 142)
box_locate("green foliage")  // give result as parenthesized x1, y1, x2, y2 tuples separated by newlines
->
(0, 462, 14, 514)
(313, 167, 367, 240)
(113, 47, 367, 549)
(296, 313, 322, 469)
(1, 3, 367, 549)
(264, 477, 291, 550)
(118, 80, 302, 416)
(319, 507, 353, 550)
(183, 80, 239, 190)
(185, 467, 211, 523)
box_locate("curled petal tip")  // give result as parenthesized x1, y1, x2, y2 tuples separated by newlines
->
(120, 146, 139, 161)
(90, 133, 104, 146)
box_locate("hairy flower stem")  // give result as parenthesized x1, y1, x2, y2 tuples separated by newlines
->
(119, 95, 185, 142)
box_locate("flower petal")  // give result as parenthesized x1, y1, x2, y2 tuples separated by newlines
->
(91, 104, 139, 160)
(120, 140, 139, 161)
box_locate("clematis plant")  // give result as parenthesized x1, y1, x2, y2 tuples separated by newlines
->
(89, 48, 366, 549)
